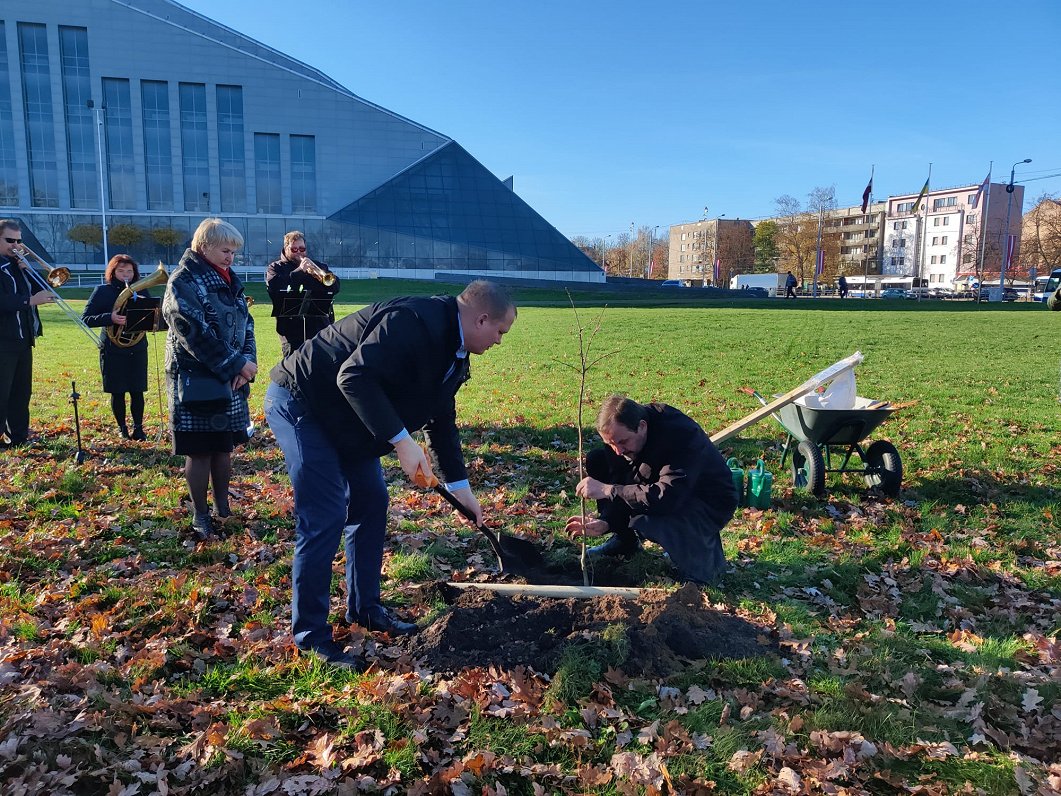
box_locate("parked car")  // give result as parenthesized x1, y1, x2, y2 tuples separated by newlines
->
(979, 287, 1019, 302)
(880, 288, 907, 299)
(742, 287, 769, 298)
(660, 279, 683, 288)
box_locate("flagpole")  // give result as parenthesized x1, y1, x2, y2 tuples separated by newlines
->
(813, 204, 824, 298)
(863, 165, 874, 296)
(915, 163, 932, 302)
(975, 161, 993, 303)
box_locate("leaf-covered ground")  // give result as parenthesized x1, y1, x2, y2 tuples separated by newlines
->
(1, 412, 1057, 795)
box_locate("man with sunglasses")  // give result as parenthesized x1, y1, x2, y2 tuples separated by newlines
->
(0, 220, 53, 447)
(266, 231, 341, 358)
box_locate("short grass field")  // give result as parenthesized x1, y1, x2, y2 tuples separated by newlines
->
(1, 282, 1058, 794)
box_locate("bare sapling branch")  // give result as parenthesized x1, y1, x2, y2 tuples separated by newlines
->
(552, 290, 615, 586)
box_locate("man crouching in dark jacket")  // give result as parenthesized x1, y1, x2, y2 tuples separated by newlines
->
(566, 395, 739, 584)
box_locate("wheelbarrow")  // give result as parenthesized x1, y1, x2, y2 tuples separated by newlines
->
(742, 389, 902, 498)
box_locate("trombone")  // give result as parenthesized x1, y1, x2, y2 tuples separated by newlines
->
(12, 245, 101, 347)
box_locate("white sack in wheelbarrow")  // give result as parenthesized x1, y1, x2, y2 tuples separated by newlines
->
(796, 368, 856, 409)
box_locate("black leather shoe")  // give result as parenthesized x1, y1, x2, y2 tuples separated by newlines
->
(131, 426, 147, 441)
(356, 607, 417, 636)
(298, 643, 365, 671)
(191, 512, 214, 540)
(587, 534, 641, 558)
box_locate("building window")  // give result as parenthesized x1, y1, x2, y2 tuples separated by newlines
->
(899, 239, 905, 248)
(896, 202, 913, 213)
(941, 236, 947, 245)
(963, 253, 973, 264)
(940, 255, 946, 264)
(290, 134, 316, 213)
(59, 27, 96, 209)
(216, 85, 246, 212)
(898, 257, 905, 267)
(968, 213, 977, 225)
(18, 23, 59, 207)
(254, 133, 280, 213)
(102, 78, 135, 209)
(930, 255, 937, 265)
(931, 236, 938, 245)
(141, 80, 173, 210)
(0, 23, 21, 206)
(943, 217, 949, 225)
(179, 83, 209, 212)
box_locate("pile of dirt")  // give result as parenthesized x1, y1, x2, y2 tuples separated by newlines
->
(401, 583, 776, 678)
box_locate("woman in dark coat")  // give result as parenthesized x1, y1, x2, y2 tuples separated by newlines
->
(162, 218, 257, 540)
(81, 254, 152, 441)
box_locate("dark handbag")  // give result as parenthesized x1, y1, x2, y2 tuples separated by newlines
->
(176, 370, 232, 405)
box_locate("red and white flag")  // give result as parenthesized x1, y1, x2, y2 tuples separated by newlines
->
(971, 171, 990, 209)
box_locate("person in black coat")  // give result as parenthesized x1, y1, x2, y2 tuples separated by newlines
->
(265, 231, 340, 358)
(264, 280, 516, 668)
(566, 395, 739, 584)
(0, 220, 53, 448)
(82, 255, 154, 440)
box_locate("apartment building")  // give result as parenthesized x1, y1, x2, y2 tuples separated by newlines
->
(667, 218, 753, 284)
(882, 182, 1022, 287)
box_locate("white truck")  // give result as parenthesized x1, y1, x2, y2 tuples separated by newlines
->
(730, 272, 786, 297)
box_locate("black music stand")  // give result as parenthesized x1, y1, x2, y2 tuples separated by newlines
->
(124, 296, 166, 334)
(271, 292, 332, 343)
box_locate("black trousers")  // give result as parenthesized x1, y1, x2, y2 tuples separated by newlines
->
(0, 345, 33, 444)
(586, 447, 729, 583)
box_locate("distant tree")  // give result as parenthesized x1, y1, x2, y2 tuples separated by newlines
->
(773, 195, 817, 285)
(68, 223, 103, 250)
(150, 226, 184, 265)
(109, 223, 144, 250)
(1022, 193, 1061, 275)
(753, 220, 779, 272)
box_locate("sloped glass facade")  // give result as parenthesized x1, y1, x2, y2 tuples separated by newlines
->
(328, 142, 596, 275)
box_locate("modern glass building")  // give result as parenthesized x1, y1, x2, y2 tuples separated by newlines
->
(2, 0, 603, 282)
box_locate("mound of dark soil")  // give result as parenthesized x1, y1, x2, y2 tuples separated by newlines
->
(401, 583, 775, 678)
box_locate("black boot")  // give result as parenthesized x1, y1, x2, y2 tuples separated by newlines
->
(131, 425, 147, 441)
(588, 532, 641, 559)
(117, 423, 130, 439)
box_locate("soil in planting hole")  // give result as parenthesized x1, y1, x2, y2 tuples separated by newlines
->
(400, 583, 777, 678)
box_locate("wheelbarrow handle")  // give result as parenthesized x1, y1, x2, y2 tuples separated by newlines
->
(740, 386, 769, 407)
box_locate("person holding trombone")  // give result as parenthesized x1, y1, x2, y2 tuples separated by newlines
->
(0, 220, 53, 448)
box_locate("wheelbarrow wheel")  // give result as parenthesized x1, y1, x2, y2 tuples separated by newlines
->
(864, 440, 902, 496)
(791, 440, 826, 497)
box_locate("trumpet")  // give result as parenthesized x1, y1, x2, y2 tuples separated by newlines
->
(12, 245, 101, 346)
(297, 257, 336, 287)
(107, 262, 170, 348)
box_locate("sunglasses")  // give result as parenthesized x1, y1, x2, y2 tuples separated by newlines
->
(289, 246, 307, 252)
(4, 237, 22, 244)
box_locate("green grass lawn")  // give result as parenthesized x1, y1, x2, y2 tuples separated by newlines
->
(2, 281, 1058, 794)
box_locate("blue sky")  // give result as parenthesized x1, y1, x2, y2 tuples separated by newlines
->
(178, 0, 1061, 239)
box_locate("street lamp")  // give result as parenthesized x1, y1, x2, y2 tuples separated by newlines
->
(713, 214, 725, 286)
(87, 100, 109, 267)
(999, 158, 1031, 295)
(600, 234, 611, 273)
(645, 225, 659, 278)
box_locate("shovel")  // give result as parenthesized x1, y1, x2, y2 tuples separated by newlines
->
(432, 484, 543, 574)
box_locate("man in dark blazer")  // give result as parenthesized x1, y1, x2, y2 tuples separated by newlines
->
(265, 231, 340, 357)
(0, 221, 52, 448)
(566, 395, 739, 584)
(265, 280, 516, 668)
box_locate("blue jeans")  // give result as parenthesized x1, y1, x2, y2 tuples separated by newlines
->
(264, 382, 389, 649)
